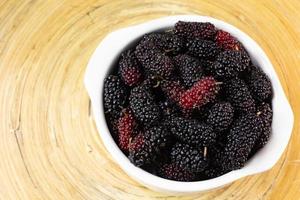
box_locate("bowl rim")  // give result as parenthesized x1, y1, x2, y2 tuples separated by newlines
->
(84, 15, 294, 193)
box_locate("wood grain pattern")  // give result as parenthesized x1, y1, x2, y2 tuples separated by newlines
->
(0, 0, 299, 199)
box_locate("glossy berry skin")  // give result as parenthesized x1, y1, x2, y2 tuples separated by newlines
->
(158, 101, 181, 118)
(159, 163, 195, 181)
(186, 39, 220, 60)
(144, 33, 184, 55)
(223, 112, 263, 170)
(119, 50, 143, 86)
(209, 50, 247, 78)
(180, 76, 220, 110)
(128, 133, 153, 166)
(160, 80, 185, 105)
(225, 77, 255, 112)
(245, 65, 273, 102)
(207, 102, 234, 131)
(117, 108, 136, 151)
(135, 36, 174, 78)
(240, 48, 251, 67)
(215, 30, 241, 50)
(103, 75, 127, 115)
(192, 102, 215, 121)
(174, 21, 217, 40)
(171, 143, 208, 173)
(128, 126, 170, 166)
(253, 103, 273, 150)
(169, 117, 216, 147)
(204, 167, 228, 179)
(203, 145, 228, 179)
(173, 54, 204, 88)
(129, 85, 160, 126)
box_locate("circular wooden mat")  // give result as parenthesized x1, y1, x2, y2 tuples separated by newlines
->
(0, 0, 299, 199)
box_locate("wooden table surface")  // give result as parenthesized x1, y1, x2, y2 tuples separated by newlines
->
(0, 0, 299, 199)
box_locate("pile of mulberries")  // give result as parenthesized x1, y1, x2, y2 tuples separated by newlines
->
(103, 21, 273, 182)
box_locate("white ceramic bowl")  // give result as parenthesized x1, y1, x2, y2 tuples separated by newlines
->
(84, 15, 294, 194)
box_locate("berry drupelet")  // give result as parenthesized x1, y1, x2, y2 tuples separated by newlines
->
(245, 65, 273, 102)
(117, 108, 137, 152)
(207, 102, 234, 131)
(209, 50, 248, 78)
(186, 39, 221, 60)
(160, 80, 185, 105)
(173, 54, 204, 88)
(215, 30, 241, 50)
(224, 77, 255, 112)
(103, 75, 127, 115)
(119, 50, 143, 86)
(128, 132, 153, 166)
(223, 112, 263, 170)
(180, 76, 220, 110)
(174, 21, 217, 40)
(159, 163, 195, 181)
(168, 117, 216, 147)
(135, 36, 174, 78)
(128, 125, 170, 166)
(203, 144, 228, 179)
(192, 102, 215, 121)
(129, 84, 160, 126)
(171, 143, 209, 173)
(158, 101, 181, 118)
(144, 33, 184, 55)
(253, 103, 273, 150)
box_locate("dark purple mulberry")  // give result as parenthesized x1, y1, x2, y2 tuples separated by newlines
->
(129, 85, 160, 125)
(119, 50, 143, 86)
(103, 75, 127, 115)
(171, 143, 208, 173)
(135, 36, 174, 78)
(245, 65, 273, 102)
(207, 102, 234, 131)
(174, 21, 217, 40)
(173, 54, 204, 88)
(223, 112, 263, 170)
(224, 77, 255, 112)
(186, 39, 220, 60)
(169, 117, 216, 147)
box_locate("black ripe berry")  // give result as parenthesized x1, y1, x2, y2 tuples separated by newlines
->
(129, 84, 160, 126)
(173, 54, 204, 88)
(103, 75, 127, 115)
(135, 36, 174, 78)
(207, 102, 234, 131)
(119, 50, 143, 86)
(143, 33, 184, 55)
(159, 163, 195, 182)
(174, 21, 217, 40)
(225, 77, 255, 112)
(169, 117, 216, 147)
(209, 50, 247, 78)
(245, 65, 273, 102)
(186, 39, 220, 60)
(171, 143, 208, 173)
(253, 103, 273, 150)
(223, 112, 263, 170)
(128, 125, 170, 166)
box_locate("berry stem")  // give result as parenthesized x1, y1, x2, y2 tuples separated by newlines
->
(164, 29, 173, 33)
(153, 80, 161, 88)
(204, 146, 208, 158)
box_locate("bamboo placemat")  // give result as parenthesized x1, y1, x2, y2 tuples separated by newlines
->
(0, 0, 299, 199)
